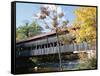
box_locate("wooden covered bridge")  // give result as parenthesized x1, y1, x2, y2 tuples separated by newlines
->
(16, 30, 91, 58)
(15, 29, 94, 73)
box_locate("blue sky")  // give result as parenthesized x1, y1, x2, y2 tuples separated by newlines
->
(16, 3, 78, 32)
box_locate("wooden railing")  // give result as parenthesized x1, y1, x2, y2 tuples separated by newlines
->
(16, 42, 91, 57)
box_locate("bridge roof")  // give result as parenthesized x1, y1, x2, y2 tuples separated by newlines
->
(16, 30, 68, 44)
(16, 27, 80, 44)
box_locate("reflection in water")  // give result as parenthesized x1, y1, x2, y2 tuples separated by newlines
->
(16, 59, 87, 74)
(31, 60, 81, 72)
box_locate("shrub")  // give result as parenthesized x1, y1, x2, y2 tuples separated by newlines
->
(76, 56, 97, 70)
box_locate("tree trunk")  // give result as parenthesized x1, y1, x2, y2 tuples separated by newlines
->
(56, 29, 63, 71)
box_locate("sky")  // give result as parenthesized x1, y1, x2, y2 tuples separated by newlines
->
(16, 3, 78, 32)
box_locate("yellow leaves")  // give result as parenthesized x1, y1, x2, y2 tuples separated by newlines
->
(75, 26, 96, 43)
(75, 7, 96, 24)
(73, 7, 97, 43)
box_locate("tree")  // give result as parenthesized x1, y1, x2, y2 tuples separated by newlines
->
(73, 7, 96, 44)
(34, 5, 69, 71)
(72, 7, 97, 67)
(16, 21, 43, 42)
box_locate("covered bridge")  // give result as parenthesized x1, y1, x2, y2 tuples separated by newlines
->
(16, 29, 91, 58)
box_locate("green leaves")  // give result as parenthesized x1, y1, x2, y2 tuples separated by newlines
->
(16, 21, 43, 42)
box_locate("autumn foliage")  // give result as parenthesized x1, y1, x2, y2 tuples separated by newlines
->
(73, 7, 96, 43)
